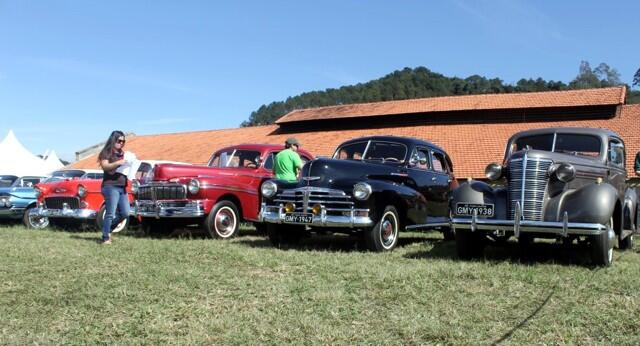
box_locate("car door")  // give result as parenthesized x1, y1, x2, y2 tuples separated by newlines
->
(428, 149, 452, 221)
(406, 146, 439, 225)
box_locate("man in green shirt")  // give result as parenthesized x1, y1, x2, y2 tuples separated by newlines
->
(635, 151, 640, 176)
(274, 137, 303, 182)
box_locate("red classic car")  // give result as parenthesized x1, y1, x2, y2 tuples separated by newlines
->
(134, 144, 314, 238)
(29, 161, 185, 230)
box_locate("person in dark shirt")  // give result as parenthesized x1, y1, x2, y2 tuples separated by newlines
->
(97, 131, 130, 244)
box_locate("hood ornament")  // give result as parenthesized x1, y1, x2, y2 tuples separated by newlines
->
(55, 188, 66, 193)
(302, 176, 320, 182)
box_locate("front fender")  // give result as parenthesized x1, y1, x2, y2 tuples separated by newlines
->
(624, 188, 638, 230)
(545, 183, 617, 224)
(365, 180, 425, 224)
(451, 181, 508, 219)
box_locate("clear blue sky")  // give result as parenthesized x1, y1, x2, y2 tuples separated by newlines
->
(1, 0, 638, 162)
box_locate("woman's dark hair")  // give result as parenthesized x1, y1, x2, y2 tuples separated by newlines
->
(97, 130, 125, 162)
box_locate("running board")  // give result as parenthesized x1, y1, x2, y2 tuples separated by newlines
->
(406, 222, 450, 230)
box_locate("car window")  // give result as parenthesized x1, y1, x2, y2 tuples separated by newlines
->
(15, 178, 42, 187)
(363, 141, 407, 163)
(333, 141, 368, 160)
(409, 148, 431, 170)
(554, 134, 601, 158)
(431, 151, 448, 173)
(209, 149, 262, 169)
(136, 163, 153, 180)
(513, 134, 554, 152)
(608, 139, 625, 168)
(0, 176, 18, 187)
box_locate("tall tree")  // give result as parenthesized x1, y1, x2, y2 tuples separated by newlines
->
(634, 68, 640, 87)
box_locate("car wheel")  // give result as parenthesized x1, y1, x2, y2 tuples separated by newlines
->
(266, 224, 305, 247)
(591, 218, 614, 266)
(204, 201, 240, 239)
(23, 206, 49, 229)
(441, 226, 455, 241)
(96, 205, 106, 231)
(455, 230, 484, 259)
(364, 206, 400, 252)
(619, 234, 634, 250)
(254, 222, 268, 235)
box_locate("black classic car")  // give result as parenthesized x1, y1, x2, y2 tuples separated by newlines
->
(259, 136, 457, 251)
(451, 127, 639, 266)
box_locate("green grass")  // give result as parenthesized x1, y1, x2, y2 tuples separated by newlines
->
(1, 223, 639, 345)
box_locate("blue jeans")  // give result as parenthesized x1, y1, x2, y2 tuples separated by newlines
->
(101, 185, 130, 241)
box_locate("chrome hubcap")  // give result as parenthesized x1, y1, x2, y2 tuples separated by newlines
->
(215, 207, 236, 237)
(380, 212, 397, 248)
(29, 211, 49, 229)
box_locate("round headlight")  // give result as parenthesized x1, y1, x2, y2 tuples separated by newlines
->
(353, 182, 372, 201)
(261, 180, 277, 198)
(78, 185, 87, 198)
(555, 163, 576, 182)
(188, 179, 200, 195)
(131, 180, 140, 194)
(485, 163, 503, 181)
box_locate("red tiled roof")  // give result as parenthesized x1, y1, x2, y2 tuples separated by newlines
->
(276, 87, 627, 124)
(71, 104, 640, 179)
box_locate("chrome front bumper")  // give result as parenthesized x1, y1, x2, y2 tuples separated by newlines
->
(259, 203, 373, 228)
(35, 207, 97, 219)
(134, 200, 205, 218)
(452, 207, 608, 237)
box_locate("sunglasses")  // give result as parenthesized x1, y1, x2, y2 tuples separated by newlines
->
(116, 139, 126, 144)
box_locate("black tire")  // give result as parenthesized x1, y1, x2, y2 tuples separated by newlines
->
(203, 200, 240, 239)
(23, 206, 49, 229)
(364, 205, 400, 252)
(591, 218, 614, 267)
(254, 222, 268, 235)
(96, 205, 106, 231)
(441, 227, 455, 241)
(455, 230, 484, 259)
(266, 224, 305, 247)
(619, 233, 634, 250)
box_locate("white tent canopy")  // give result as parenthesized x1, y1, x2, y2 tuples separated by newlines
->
(0, 130, 53, 176)
(43, 150, 64, 173)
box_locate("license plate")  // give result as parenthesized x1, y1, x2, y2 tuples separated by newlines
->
(455, 203, 494, 217)
(284, 213, 313, 224)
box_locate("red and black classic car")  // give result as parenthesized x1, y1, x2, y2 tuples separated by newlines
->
(133, 144, 314, 238)
(259, 136, 458, 251)
(451, 127, 639, 266)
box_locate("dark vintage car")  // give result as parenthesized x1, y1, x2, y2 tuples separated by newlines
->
(259, 136, 457, 251)
(451, 127, 639, 266)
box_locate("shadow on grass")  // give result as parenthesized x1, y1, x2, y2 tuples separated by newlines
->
(404, 238, 602, 267)
(237, 233, 435, 253)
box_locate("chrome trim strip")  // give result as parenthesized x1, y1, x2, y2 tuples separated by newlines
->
(35, 207, 97, 219)
(452, 217, 607, 236)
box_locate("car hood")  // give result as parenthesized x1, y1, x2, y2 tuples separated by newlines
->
(299, 158, 403, 190)
(0, 186, 36, 199)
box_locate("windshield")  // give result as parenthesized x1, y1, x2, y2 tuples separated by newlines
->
(511, 133, 602, 158)
(0, 175, 18, 187)
(209, 149, 262, 169)
(334, 140, 407, 163)
(43, 170, 87, 183)
(12, 177, 42, 188)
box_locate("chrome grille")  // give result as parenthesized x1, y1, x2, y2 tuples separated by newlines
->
(508, 156, 552, 221)
(138, 184, 187, 201)
(45, 197, 80, 209)
(272, 187, 354, 213)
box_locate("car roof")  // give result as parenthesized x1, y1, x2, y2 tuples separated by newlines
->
(337, 135, 447, 153)
(509, 127, 621, 142)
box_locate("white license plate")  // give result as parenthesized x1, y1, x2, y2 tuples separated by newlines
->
(284, 213, 313, 224)
(455, 203, 495, 217)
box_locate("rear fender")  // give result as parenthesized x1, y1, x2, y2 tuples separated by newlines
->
(623, 188, 638, 230)
(545, 183, 617, 224)
(451, 181, 508, 219)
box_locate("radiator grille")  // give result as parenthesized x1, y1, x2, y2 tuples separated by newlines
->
(271, 187, 354, 213)
(45, 197, 80, 209)
(508, 156, 552, 221)
(138, 184, 187, 201)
